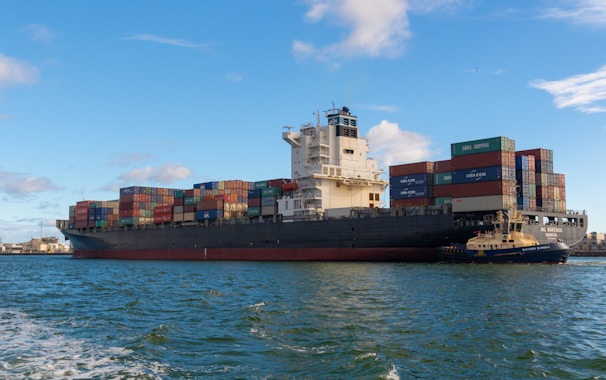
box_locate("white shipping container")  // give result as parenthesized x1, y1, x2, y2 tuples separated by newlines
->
(452, 195, 516, 212)
(261, 205, 277, 216)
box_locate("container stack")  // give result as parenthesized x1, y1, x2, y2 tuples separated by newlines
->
(93, 200, 120, 228)
(515, 155, 537, 211)
(432, 159, 452, 206)
(261, 186, 283, 216)
(247, 185, 262, 217)
(516, 148, 566, 212)
(387, 136, 569, 214)
(449, 136, 516, 212)
(389, 162, 435, 207)
(153, 205, 174, 224)
(173, 190, 185, 222)
(73, 201, 96, 229)
(183, 188, 201, 222)
(193, 180, 249, 221)
(119, 186, 177, 226)
(66, 177, 297, 230)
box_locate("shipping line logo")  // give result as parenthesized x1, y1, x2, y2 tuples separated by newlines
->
(465, 169, 487, 181)
(461, 142, 490, 151)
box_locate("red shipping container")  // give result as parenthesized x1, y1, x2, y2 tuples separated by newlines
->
(174, 197, 184, 206)
(516, 148, 553, 162)
(120, 208, 136, 217)
(73, 221, 88, 229)
(154, 214, 173, 223)
(154, 205, 173, 215)
(184, 189, 201, 197)
(198, 199, 224, 210)
(451, 151, 515, 170)
(390, 161, 434, 177)
(184, 204, 196, 213)
(433, 184, 454, 198)
(248, 197, 261, 207)
(433, 159, 451, 172)
(451, 180, 516, 197)
(76, 200, 94, 208)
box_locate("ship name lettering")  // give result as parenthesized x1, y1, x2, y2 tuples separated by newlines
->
(546, 227, 563, 233)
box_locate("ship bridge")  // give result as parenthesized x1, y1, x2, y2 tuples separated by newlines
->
(281, 106, 387, 214)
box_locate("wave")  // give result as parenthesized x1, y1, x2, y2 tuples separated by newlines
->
(0, 308, 165, 379)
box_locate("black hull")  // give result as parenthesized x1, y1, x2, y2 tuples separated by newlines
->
(60, 210, 587, 262)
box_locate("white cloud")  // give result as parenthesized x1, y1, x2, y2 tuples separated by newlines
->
(541, 0, 606, 25)
(361, 104, 399, 113)
(225, 71, 245, 82)
(20, 24, 57, 43)
(408, 0, 468, 13)
(294, 0, 411, 63)
(0, 171, 59, 196)
(529, 65, 606, 113)
(366, 120, 433, 166)
(0, 54, 39, 91)
(123, 34, 213, 51)
(119, 163, 193, 185)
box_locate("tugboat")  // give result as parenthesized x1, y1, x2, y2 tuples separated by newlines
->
(439, 210, 571, 264)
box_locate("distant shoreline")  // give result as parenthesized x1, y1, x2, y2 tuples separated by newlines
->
(0, 253, 71, 256)
(572, 251, 606, 257)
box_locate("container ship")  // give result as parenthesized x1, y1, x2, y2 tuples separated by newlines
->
(56, 106, 588, 261)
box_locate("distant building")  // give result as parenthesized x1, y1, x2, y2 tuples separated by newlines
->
(574, 232, 606, 255)
(1, 237, 71, 254)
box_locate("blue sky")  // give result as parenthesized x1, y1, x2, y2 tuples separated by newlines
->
(1, 0, 606, 243)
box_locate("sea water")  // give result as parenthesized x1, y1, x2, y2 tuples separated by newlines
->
(1, 256, 605, 379)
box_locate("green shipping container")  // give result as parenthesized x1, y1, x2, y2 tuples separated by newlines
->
(119, 217, 139, 225)
(253, 181, 269, 189)
(247, 207, 261, 217)
(174, 190, 185, 198)
(451, 136, 515, 157)
(261, 187, 282, 197)
(434, 197, 452, 205)
(434, 172, 452, 185)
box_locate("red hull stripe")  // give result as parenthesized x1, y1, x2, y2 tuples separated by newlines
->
(72, 247, 440, 262)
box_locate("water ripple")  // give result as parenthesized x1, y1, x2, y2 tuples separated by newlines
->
(1, 256, 606, 378)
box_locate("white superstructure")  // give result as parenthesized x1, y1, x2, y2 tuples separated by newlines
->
(280, 106, 387, 221)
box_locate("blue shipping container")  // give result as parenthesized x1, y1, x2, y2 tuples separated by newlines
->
(515, 156, 529, 171)
(389, 173, 433, 188)
(451, 166, 515, 184)
(390, 185, 433, 199)
(196, 210, 223, 220)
